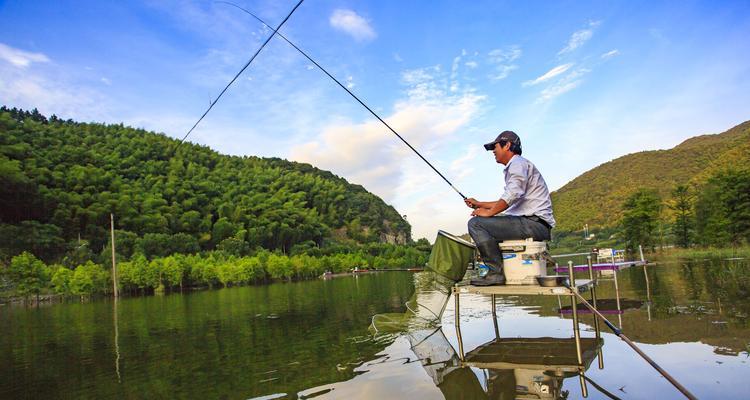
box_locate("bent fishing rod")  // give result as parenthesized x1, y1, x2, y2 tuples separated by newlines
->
(172, 0, 305, 153)
(217, 1, 468, 201)
(564, 285, 698, 400)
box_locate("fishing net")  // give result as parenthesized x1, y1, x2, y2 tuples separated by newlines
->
(370, 231, 474, 333)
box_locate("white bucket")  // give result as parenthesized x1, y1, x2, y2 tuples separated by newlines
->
(499, 238, 548, 285)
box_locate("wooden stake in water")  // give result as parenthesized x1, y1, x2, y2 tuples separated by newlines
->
(110, 213, 118, 299)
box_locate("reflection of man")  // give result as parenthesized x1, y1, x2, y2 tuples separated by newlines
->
(465, 131, 555, 286)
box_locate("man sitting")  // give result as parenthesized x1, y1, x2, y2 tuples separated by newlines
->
(464, 131, 555, 286)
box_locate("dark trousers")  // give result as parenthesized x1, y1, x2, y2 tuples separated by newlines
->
(467, 215, 551, 245)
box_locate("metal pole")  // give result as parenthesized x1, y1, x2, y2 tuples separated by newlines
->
(588, 256, 604, 370)
(613, 268, 622, 328)
(453, 287, 464, 361)
(568, 261, 587, 397)
(491, 294, 500, 340)
(644, 264, 652, 321)
(110, 213, 118, 298)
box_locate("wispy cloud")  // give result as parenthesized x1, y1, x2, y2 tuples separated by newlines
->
(329, 9, 376, 42)
(0, 43, 50, 68)
(345, 75, 355, 89)
(487, 46, 521, 81)
(558, 21, 601, 55)
(523, 63, 574, 86)
(601, 49, 620, 59)
(465, 61, 478, 69)
(538, 68, 590, 102)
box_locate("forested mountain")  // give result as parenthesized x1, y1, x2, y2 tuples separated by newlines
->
(0, 107, 411, 262)
(552, 120, 750, 231)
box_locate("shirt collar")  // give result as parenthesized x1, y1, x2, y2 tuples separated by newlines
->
(504, 154, 519, 171)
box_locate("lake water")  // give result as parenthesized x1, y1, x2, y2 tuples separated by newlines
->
(1, 260, 749, 399)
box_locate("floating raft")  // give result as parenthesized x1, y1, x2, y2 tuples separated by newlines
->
(553, 260, 646, 273)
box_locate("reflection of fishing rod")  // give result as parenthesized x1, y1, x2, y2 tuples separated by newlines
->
(565, 286, 697, 400)
(173, 0, 305, 152)
(218, 1, 468, 200)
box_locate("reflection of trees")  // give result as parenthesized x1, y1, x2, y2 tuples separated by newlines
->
(0, 274, 415, 398)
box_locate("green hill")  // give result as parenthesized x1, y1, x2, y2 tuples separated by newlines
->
(0, 107, 411, 261)
(552, 120, 750, 231)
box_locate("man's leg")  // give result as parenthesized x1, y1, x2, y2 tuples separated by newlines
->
(467, 215, 550, 286)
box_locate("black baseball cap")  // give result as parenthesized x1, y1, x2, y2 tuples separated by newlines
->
(484, 130, 522, 151)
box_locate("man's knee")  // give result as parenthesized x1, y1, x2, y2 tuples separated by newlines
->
(467, 216, 483, 235)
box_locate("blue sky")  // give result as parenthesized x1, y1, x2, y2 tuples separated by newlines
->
(2, 0, 749, 240)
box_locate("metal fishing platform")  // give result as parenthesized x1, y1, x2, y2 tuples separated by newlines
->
(452, 262, 604, 398)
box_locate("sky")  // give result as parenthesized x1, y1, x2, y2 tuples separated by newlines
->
(1, 0, 750, 241)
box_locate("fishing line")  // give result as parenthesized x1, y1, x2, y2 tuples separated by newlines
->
(217, 1, 468, 200)
(173, 0, 305, 152)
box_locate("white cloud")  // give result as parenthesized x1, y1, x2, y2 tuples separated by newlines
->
(558, 21, 601, 55)
(329, 9, 376, 42)
(523, 63, 574, 86)
(601, 49, 620, 59)
(393, 53, 403, 62)
(464, 61, 478, 69)
(289, 66, 485, 202)
(345, 75, 355, 89)
(487, 46, 521, 81)
(0, 43, 50, 68)
(100, 77, 112, 85)
(537, 68, 590, 102)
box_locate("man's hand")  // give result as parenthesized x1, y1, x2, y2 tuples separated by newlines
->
(464, 197, 479, 209)
(471, 208, 495, 217)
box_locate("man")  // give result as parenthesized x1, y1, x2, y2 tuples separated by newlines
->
(464, 130, 555, 286)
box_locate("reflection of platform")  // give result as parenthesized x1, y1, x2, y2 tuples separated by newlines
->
(464, 337, 603, 372)
(559, 299, 643, 315)
(455, 279, 595, 296)
(553, 260, 645, 273)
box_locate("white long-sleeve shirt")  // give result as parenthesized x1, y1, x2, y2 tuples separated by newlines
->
(500, 155, 556, 228)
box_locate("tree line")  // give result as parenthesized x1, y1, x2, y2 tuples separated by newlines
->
(2, 241, 430, 301)
(620, 168, 750, 250)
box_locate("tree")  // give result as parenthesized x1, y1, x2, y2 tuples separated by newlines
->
(695, 169, 750, 246)
(620, 189, 662, 251)
(669, 185, 694, 247)
(6, 252, 50, 301)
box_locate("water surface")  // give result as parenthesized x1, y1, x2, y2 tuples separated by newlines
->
(1, 260, 749, 399)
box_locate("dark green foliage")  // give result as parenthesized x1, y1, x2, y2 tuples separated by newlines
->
(0, 107, 411, 262)
(695, 169, 750, 246)
(620, 189, 662, 251)
(669, 185, 694, 247)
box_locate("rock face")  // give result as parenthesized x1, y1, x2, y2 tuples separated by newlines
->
(380, 231, 408, 245)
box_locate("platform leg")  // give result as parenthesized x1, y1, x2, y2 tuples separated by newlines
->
(587, 256, 603, 369)
(644, 264, 652, 321)
(491, 294, 500, 340)
(454, 288, 464, 361)
(613, 268, 622, 327)
(571, 292, 587, 397)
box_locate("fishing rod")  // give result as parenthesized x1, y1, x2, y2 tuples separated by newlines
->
(217, 1, 468, 200)
(565, 285, 698, 400)
(172, 0, 305, 152)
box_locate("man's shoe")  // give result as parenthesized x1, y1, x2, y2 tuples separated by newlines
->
(470, 272, 506, 286)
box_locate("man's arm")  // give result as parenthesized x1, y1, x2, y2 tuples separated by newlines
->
(470, 199, 509, 217)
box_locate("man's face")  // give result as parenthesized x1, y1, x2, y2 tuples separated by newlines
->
(492, 141, 513, 164)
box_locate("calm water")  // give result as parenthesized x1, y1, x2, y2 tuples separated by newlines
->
(1, 260, 749, 399)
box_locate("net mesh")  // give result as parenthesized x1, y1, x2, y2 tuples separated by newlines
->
(370, 231, 473, 333)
